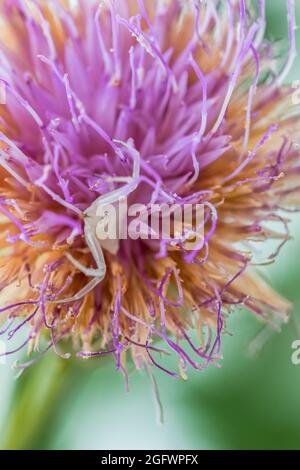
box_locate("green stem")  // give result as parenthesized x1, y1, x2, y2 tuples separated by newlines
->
(2, 353, 74, 450)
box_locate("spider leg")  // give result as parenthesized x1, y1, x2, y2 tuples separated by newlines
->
(51, 277, 102, 305)
(86, 141, 141, 214)
(51, 142, 141, 305)
(84, 219, 106, 277)
(51, 221, 106, 304)
(64, 253, 103, 278)
(106, 176, 133, 184)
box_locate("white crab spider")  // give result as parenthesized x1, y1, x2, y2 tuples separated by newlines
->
(53, 140, 141, 304)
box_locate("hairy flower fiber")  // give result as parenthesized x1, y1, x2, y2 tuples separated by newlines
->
(0, 0, 299, 379)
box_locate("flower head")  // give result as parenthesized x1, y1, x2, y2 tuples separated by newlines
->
(0, 0, 299, 379)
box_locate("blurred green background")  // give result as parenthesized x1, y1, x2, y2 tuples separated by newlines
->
(0, 0, 300, 450)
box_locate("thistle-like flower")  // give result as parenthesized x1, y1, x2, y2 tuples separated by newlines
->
(0, 0, 299, 379)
